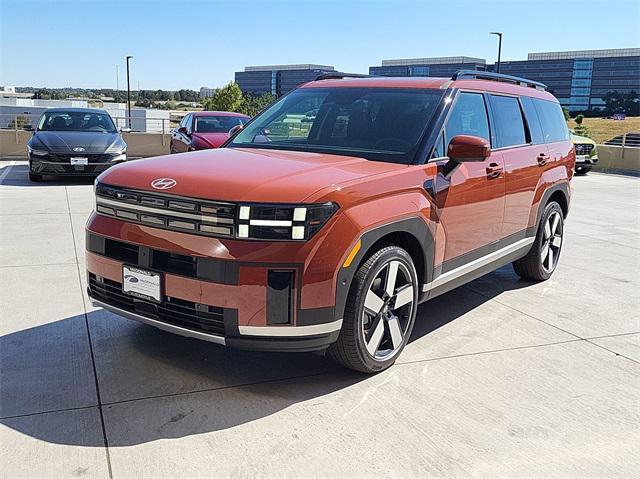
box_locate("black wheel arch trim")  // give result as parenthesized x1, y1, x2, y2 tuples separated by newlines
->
(537, 181, 570, 225)
(334, 216, 435, 323)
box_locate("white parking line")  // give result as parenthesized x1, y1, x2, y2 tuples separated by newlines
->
(0, 161, 16, 183)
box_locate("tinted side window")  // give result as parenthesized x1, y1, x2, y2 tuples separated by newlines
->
(185, 114, 193, 132)
(520, 97, 544, 145)
(490, 95, 526, 148)
(445, 92, 490, 148)
(533, 99, 570, 143)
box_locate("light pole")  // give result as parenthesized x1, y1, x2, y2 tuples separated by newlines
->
(490, 32, 503, 73)
(126, 55, 133, 129)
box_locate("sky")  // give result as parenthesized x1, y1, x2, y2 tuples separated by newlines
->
(1, 0, 639, 91)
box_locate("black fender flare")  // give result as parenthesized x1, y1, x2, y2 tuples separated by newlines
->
(333, 216, 435, 322)
(535, 182, 570, 229)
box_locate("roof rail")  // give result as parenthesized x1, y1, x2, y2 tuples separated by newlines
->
(315, 73, 370, 81)
(451, 70, 547, 91)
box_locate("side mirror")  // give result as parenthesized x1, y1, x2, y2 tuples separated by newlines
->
(228, 124, 243, 136)
(447, 135, 491, 162)
(178, 126, 189, 135)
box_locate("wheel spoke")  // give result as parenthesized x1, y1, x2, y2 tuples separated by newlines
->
(544, 220, 551, 239)
(392, 284, 413, 310)
(540, 242, 550, 263)
(387, 316, 404, 349)
(366, 316, 385, 355)
(550, 213, 560, 236)
(547, 248, 554, 269)
(384, 261, 399, 297)
(552, 235, 562, 248)
(364, 289, 384, 316)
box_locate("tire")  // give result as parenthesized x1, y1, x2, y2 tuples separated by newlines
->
(29, 171, 43, 182)
(575, 166, 590, 176)
(328, 245, 418, 373)
(513, 201, 564, 281)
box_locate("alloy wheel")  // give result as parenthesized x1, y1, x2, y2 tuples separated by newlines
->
(541, 211, 563, 273)
(361, 260, 415, 360)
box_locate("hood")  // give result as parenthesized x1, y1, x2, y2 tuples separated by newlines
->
(31, 131, 121, 153)
(98, 147, 407, 203)
(192, 132, 229, 148)
(570, 133, 595, 145)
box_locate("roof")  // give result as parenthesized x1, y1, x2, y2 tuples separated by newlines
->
(192, 111, 250, 117)
(42, 107, 108, 113)
(302, 76, 557, 101)
(528, 48, 640, 60)
(244, 64, 335, 72)
(381, 56, 486, 66)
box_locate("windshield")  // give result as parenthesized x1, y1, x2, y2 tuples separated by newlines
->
(229, 87, 444, 163)
(195, 116, 247, 133)
(38, 111, 117, 133)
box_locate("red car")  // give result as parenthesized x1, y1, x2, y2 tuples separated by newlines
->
(170, 111, 250, 153)
(87, 72, 574, 373)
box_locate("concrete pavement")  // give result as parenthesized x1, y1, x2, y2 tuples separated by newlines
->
(1, 161, 638, 478)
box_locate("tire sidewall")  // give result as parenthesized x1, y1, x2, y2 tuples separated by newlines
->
(348, 247, 419, 372)
(534, 202, 564, 280)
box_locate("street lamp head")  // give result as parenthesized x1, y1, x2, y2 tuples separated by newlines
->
(126, 55, 133, 61)
(490, 31, 502, 36)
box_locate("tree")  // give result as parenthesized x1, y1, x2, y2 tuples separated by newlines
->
(562, 107, 570, 121)
(203, 82, 243, 112)
(603, 91, 625, 115)
(239, 93, 275, 117)
(624, 90, 639, 116)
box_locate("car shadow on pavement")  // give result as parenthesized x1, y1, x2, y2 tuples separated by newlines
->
(1, 266, 534, 447)
(0, 164, 95, 187)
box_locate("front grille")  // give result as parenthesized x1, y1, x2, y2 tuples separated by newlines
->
(95, 183, 236, 238)
(47, 153, 115, 163)
(89, 273, 226, 335)
(574, 143, 593, 156)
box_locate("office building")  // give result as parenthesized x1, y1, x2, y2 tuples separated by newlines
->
(370, 56, 486, 77)
(370, 48, 639, 112)
(235, 64, 336, 97)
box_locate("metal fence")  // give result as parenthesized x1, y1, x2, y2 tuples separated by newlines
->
(0, 113, 177, 134)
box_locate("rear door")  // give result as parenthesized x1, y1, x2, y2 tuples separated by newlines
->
(489, 94, 548, 239)
(432, 91, 506, 267)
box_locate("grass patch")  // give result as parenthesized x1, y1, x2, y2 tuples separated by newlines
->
(567, 117, 640, 144)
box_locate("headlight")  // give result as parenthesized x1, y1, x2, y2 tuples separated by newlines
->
(111, 153, 127, 162)
(236, 203, 338, 240)
(27, 146, 48, 156)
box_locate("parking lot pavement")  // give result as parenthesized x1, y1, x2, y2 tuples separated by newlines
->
(1, 160, 638, 478)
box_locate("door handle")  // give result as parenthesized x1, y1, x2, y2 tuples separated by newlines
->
(537, 153, 550, 166)
(486, 162, 503, 179)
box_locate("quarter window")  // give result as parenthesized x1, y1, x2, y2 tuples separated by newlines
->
(533, 99, 570, 143)
(490, 95, 527, 148)
(444, 92, 490, 149)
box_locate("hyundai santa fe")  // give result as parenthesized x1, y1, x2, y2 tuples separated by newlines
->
(86, 71, 574, 373)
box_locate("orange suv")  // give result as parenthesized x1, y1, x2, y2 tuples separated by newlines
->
(86, 71, 574, 373)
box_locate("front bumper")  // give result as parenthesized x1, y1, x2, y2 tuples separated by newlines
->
(575, 155, 598, 165)
(85, 212, 350, 352)
(29, 153, 125, 176)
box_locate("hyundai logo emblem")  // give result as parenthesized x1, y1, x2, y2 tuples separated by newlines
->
(73, 147, 85, 152)
(124, 275, 139, 283)
(151, 178, 177, 190)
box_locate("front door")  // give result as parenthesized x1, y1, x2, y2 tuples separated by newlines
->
(430, 91, 506, 272)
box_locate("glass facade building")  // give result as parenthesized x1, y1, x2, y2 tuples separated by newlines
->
(370, 56, 487, 78)
(369, 49, 640, 112)
(235, 64, 337, 97)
